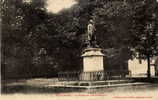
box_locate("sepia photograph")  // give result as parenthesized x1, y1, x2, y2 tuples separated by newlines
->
(1, 0, 158, 100)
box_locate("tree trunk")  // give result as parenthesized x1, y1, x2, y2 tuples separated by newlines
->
(147, 55, 151, 78)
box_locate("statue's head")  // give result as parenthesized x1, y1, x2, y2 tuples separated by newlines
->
(89, 19, 93, 23)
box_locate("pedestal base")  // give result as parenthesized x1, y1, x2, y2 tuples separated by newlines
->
(81, 48, 105, 81)
(79, 71, 104, 81)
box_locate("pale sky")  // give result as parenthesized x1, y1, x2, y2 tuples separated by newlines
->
(46, 0, 78, 13)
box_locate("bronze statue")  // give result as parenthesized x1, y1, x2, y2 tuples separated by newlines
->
(86, 19, 98, 48)
(87, 20, 95, 41)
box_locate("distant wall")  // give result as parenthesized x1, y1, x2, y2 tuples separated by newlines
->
(128, 58, 155, 77)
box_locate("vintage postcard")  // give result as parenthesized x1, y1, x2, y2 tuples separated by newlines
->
(1, 0, 158, 100)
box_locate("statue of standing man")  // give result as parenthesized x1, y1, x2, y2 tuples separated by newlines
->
(87, 19, 98, 47)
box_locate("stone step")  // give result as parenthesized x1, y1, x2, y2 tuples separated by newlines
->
(60, 80, 135, 86)
(91, 80, 133, 86)
(46, 82, 150, 89)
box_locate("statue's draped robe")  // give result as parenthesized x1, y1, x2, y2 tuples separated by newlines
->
(87, 23, 95, 41)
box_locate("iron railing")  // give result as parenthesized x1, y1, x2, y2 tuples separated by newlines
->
(58, 70, 131, 81)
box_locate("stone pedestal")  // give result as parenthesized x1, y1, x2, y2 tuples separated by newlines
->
(81, 48, 104, 80)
